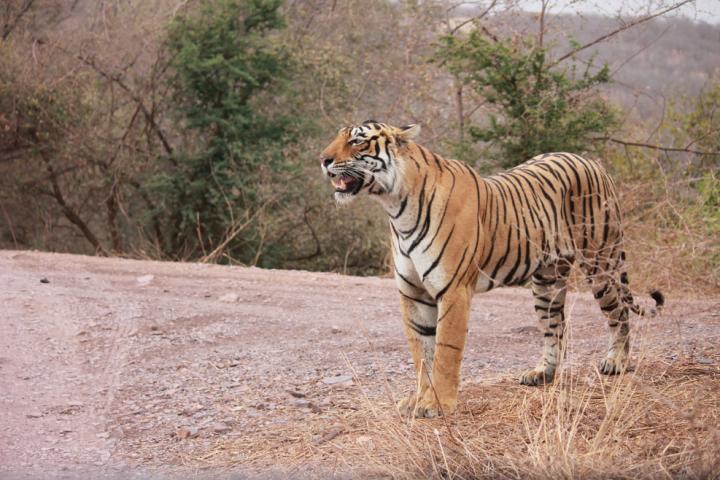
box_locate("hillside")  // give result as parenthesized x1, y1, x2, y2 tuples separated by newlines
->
(484, 12, 720, 117)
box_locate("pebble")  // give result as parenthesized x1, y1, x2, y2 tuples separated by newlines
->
(219, 293, 239, 303)
(211, 422, 231, 433)
(322, 374, 353, 385)
(136, 275, 154, 286)
(40, 277, 50, 284)
(177, 426, 199, 439)
(510, 326, 540, 335)
(313, 425, 344, 445)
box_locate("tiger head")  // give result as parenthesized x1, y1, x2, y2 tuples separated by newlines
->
(319, 121, 421, 203)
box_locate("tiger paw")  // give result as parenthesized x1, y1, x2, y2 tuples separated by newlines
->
(599, 356, 628, 375)
(519, 367, 555, 386)
(401, 394, 456, 418)
(397, 394, 420, 417)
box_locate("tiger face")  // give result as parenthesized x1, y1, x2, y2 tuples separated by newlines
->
(319, 121, 420, 203)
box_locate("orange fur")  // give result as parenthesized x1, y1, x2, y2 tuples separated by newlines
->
(320, 122, 663, 417)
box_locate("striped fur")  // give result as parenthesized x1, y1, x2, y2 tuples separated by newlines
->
(320, 122, 664, 418)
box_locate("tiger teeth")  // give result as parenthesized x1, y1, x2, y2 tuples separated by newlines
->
(332, 176, 351, 190)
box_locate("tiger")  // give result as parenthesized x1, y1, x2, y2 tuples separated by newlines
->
(319, 121, 664, 418)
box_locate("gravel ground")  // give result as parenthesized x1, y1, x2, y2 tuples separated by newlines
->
(1, 250, 718, 478)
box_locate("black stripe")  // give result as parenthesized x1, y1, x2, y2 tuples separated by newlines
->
(395, 268, 422, 290)
(390, 195, 408, 219)
(436, 342, 461, 351)
(408, 320, 436, 336)
(399, 290, 437, 307)
(407, 189, 436, 253)
(422, 168, 456, 253)
(594, 283, 609, 299)
(437, 303, 454, 323)
(435, 246, 468, 301)
(418, 146, 431, 165)
(399, 176, 427, 237)
(600, 301, 619, 312)
(422, 225, 455, 280)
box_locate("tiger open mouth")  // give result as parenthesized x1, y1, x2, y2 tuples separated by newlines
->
(331, 173, 364, 195)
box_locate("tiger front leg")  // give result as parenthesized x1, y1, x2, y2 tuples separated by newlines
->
(396, 294, 438, 417)
(410, 287, 471, 418)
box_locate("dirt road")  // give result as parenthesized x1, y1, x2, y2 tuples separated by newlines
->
(1, 250, 718, 478)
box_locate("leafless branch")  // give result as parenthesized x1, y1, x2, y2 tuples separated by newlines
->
(39, 150, 107, 254)
(549, 0, 694, 68)
(2, 0, 35, 41)
(448, 0, 498, 35)
(594, 136, 720, 156)
(67, 50, 175, 159)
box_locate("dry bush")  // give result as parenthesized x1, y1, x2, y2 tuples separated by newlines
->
(621, 179, 720, 296)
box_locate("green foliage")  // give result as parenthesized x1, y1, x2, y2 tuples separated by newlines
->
(677, 81, 720, 171)
(695, 173, 720, 233)
(150, 0, 300, 262)
(435, 32, 617, 168)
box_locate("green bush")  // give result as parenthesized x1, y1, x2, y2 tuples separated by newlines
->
(435, 32, 616, 168)
(148, 0, 302, 263)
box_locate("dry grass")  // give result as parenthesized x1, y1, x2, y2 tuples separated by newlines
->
(354, 363, 720, 479)
(195, 348, 720, 479)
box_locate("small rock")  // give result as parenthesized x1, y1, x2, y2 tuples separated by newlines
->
(177, 426, 199, 439)
(510, 326, 540, 335)
(211, 422, 231, 434)
(313, 425, 344, 445)
(292, 399, 312, 408)
(40, 277, 50, 284)
(322, 374, 353, 385)
(95, 432, 110, 439)
(695, 356, 714, 365)
(136, 274, 154, 286)
(286, 390, 306, 398)
(26, 411, 43, 419)
(331, 325, 342, 334)
(219, 293, 239, 303)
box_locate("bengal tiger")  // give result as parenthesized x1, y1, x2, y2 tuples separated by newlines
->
(319, 121, 664, 418)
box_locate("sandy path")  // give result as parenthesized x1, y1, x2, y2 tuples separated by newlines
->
(1, 250, 718, 478)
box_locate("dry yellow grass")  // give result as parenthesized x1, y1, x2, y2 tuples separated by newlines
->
(198, 349, 719, 479)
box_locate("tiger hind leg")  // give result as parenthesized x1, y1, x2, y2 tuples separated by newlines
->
(590, 273, 631, 375)
(520, 265, 569, 386)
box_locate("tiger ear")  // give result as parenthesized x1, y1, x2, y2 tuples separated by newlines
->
(397, 123, 421, 141)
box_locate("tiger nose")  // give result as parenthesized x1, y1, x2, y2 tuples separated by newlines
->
(321, 156, 334, 168)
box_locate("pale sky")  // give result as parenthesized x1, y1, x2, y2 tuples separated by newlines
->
(516, 0, 720, 24)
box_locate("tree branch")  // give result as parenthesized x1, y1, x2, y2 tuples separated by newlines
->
(2, 0, 35, 41)
(594, 136, 720, 156)
(39, 150, 107, 255)
(549, 0, 693, 68)
(448, 0, 497, 35)
(68, 50, 175, 159)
